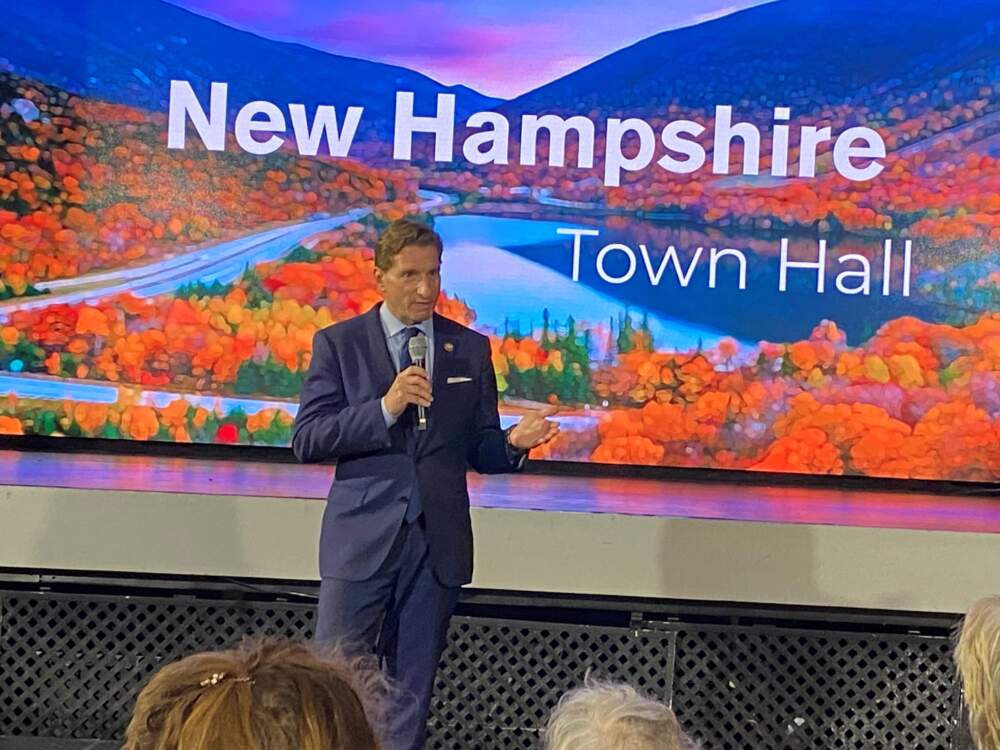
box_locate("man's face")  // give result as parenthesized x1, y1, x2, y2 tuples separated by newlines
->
(375, 243, 441, 324)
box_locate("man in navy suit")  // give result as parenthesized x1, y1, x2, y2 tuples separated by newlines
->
(292, 218, 559, 749)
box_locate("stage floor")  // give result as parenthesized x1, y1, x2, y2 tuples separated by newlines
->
(2, 448, 1000, 614)
(1, 449, 999, 534)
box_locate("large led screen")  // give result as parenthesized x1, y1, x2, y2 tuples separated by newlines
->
(0, 0, 998, 481)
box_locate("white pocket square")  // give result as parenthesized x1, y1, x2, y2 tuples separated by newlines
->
(446, 376, 473, 384)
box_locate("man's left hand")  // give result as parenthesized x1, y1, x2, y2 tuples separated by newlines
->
(508, 405, 560, 450)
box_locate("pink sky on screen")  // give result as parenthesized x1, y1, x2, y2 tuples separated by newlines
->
(167, 0, 768, 98)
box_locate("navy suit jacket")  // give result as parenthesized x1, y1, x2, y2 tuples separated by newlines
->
(292, 303, 517, 586)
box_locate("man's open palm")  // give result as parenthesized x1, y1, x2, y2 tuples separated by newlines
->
(508, 405, 560, 450)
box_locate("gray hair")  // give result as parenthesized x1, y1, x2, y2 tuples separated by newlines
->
(543, 677, 698, 750)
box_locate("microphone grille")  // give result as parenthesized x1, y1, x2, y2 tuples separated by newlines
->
(408, 333, 429, 360)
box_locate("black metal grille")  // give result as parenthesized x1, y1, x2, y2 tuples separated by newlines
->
(0, 590, 963, 749)
(0, 594, 315, 738)
(671, 627, 961, 750)
(428, 617, 675, 749)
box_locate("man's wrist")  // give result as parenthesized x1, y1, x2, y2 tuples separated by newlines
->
(381, 397, 398, 427)
(504, 426, 528, 455)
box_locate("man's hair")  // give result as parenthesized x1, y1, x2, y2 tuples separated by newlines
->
(375, 218, 443, 271)
(123, 638, 385, 750)
(955, 595, 1000, 750)
(543, 676, 694, 750)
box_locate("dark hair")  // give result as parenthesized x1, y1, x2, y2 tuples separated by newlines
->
(123, 638, 385, 750)
(375, 218, 443, 270)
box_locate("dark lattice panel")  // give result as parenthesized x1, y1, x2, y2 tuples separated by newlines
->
(427, 617, 676, 750)
(0, 594, 315, 738)
(671, 627, 961, 750)
(0, 590, 963, 749)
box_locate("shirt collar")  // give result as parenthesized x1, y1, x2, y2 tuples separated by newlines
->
(379, 302, 432, 338)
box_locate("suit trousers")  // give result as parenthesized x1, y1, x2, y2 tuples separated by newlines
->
(315, 516, 460, 750)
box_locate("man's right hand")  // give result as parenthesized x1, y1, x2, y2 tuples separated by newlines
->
(383, 365, 433, 419)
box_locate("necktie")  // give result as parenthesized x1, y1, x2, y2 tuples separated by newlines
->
(398, 326, 424, 523)
(398, 326, 422, 371)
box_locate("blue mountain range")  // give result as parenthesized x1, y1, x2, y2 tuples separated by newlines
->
(0, 0, 502, 141)
(506, 0, 998, 117)
(2, 0, 996, 144)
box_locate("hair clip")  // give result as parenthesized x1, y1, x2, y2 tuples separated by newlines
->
(199, 672, 253, 687)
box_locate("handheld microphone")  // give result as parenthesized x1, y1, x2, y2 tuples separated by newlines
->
(408, 334, 429, 431)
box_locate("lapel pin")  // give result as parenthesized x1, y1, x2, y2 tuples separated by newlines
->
(444, 341, 454, 353)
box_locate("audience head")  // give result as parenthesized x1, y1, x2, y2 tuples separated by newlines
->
(956, 595, 1000, 750)
(544, 676, 695, 750)
(123, 637, 384, 750)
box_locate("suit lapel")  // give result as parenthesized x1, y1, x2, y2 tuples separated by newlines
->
(433, 338, 458, 394)
(364, 303, 396, 399)
(417, 316, 463, 455)
(430, 314, 458, 416)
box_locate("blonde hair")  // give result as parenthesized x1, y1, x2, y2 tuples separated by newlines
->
(543, 677, 692, 750)
(956, 596, 1000, 750)
(123, 638, 385, 750)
